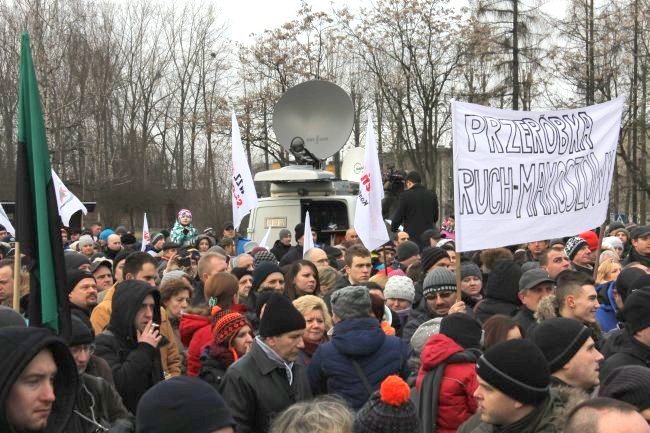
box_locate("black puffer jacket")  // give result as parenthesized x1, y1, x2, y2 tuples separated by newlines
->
(390, 184, 439, 247)
(66, 373, 134, 433)
(0, 327, 78, 433)
(94, 281, 164, 413)
(220, 339, 312, 433)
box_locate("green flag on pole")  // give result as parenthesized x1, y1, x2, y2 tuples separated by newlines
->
(16, 32, 70, 338)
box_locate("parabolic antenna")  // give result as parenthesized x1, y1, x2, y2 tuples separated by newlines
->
(273, 80, 354, 162)
(340, 147, 366, 182)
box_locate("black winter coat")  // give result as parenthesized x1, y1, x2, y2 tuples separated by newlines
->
(94, 282, 164, 413)
(600, 330, 650, 381)
(279, 245, 304, 267)
(270, 240, 291, 262)
(66, 373, 134, 433)
(390, 184, 438, 246)
(220, 340, 312, 433)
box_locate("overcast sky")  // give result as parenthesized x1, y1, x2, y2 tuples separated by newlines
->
(218, 0, 569, 44)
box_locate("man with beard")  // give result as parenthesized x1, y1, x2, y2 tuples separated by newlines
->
(67, 269, 98, 327)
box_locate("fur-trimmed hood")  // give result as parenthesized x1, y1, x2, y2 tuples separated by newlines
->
(535, 295, 560, 322)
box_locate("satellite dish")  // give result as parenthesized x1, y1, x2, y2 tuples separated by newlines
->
(340, 147, 366, 182)
(273, 80, 354, 164)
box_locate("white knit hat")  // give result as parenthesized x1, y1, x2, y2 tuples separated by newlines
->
(78, 235, 94, 247)
(384, 276, 415, 303)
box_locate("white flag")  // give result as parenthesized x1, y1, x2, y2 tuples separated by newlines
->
(0, 203, 15, 236)
(354, 112, 389, 251)
(259, 225, 272, 249)
(51, 169, 87, 227)
(302, 211, 314, 257)
(231, 110, 258, 230)
(141, 212, 150, 252)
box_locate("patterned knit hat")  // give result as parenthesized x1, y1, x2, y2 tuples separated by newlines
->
(211, 309, 251, 347)
(253, 250, 279, 268)
(564, 236, 588, 260)
(177, 209, 192, 221)
(354, 375, 419, 433)
(384, 276, 415, 303)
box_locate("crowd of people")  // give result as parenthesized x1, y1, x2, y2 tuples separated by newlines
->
(0, 171, 650, 433)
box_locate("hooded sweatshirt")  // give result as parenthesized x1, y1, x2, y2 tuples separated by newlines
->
(0, 327, 78, 433)
(94, 280, 164, 413)
(474, 260, 522, 324)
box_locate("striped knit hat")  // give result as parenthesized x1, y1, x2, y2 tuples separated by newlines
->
(211, 309, 251, 347)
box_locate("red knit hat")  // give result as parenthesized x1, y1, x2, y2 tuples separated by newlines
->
(579, 230, 599, 251)
(211, 308, 251, 348)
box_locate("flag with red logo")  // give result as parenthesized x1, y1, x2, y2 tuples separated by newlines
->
(354, 112, 389, 251)
(231, 110, 258, 230)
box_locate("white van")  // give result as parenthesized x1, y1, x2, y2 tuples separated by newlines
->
(244, 166, 358, 246)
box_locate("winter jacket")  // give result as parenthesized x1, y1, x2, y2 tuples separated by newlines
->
(279, 244, 304, 267)
(220, 339, 312, 433)
(534, 295, 604, 349)
(600, 329, 650, 381)
(94, 283, 164, 413)
(416, 334, 480, 433)
(308, 317, 410, 410)
(169, 220, 198, 247)
(179, 312, 213, 376)
(65, 373, 134, 433)
(513, 305, 536, 335)
(458, 393, 562, 433)
(390, 184, 439, 247)
(595, 281, 619, 333)
(198, 344, 230, 391)
(402, 299, 442, 345)
(270, 240, 291, 262)
(90, 285, 181, 377)
(0, 327, 78, 433)
(624, 247, 650, 268)
(474, 260, 521, 324)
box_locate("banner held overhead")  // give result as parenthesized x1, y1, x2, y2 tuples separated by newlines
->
(452, 97, 624, 252)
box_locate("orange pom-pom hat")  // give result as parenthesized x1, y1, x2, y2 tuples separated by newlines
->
(379, 375, 410, 407)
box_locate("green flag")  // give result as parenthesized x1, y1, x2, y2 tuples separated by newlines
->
(16, 32, 70, 337)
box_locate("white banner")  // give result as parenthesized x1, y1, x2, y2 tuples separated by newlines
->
(141, 212, 150, 252)
(0, 203, 15, 236)
(231, 110, 258, 230)
(51, 169, 87, 227)
(452, 97, 624, 252)
(354, 112, 389, 251)
(303, 211, 314, 257)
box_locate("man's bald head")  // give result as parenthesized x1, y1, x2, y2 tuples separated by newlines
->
(345, 228, 359, 243)
(304, 248, 329, 269)
(107, 234, 122, 252)
(565, 397, 650, 433)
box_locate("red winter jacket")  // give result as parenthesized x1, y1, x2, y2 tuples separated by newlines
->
(416, 334, 478, 433)
(179, 313, 212, 377)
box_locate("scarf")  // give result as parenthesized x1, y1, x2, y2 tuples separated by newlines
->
(170, 220, 198, 247)
(256, 336, 295, 385)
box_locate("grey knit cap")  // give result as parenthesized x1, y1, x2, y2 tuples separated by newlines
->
(331, 286, 371, 320)
(422, 268, 456, 298)
(160, 270, 189, 286)
(384, 276, 415, 303)
(78, 235, 94, 247)
(279, 229, 291, 239)
(410, 317, 442, 354)
(460, 262, 481, 280)
(520, 261, 541, 274)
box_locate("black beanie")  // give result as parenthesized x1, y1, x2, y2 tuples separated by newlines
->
(252, 262, 282, 292)
(69, 315, 94, 346)
(529, 317, 591, 373)
(255, 289, 275, 318)
(420, 247, 450, 273)
(396, 241, 420, 262)
(599, 365, 650, 411)
(258, 293, 305, 338)
(64, 250, 91, 272)
(440, 313, 482, 350)
(477, 339, 550, 405)
(231, 267, 253, 281)
(136, 376, 235, 433)
(622, 288, 650, 335)
(484, 260, 522, 304)
(66, 269, 95, 293)
(295, 223, 305, 240)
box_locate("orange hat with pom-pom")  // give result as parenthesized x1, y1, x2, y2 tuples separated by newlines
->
(353, 375, 419, 433)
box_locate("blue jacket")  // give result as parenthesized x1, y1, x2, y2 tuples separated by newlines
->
(307, 317, 410, 410)
(596, 281, 619, 333)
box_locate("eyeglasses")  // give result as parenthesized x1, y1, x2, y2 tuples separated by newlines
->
(70, 344, 95, 356)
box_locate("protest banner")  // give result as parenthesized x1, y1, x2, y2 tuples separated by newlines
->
(452, 97, 624, 252)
